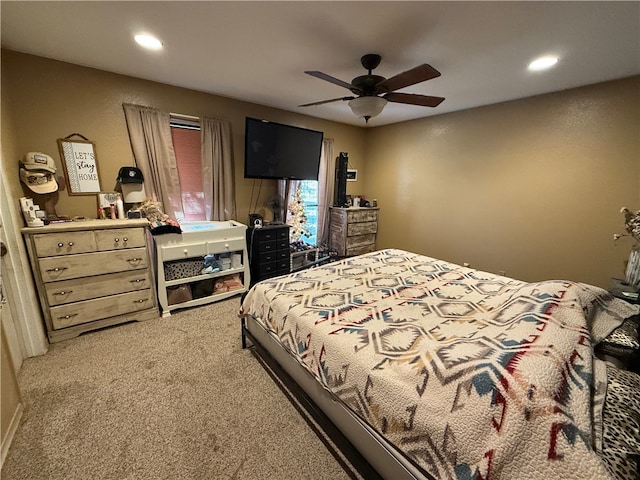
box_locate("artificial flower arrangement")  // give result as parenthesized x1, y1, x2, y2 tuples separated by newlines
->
(614, 207, 640, 244)
(615, 207, 640, 288)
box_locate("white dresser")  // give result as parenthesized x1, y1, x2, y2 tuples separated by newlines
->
(22, 219, 158, 342)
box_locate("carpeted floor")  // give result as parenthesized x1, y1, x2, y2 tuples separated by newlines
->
(1, 297, 365, 480)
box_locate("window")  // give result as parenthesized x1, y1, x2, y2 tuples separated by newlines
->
(170, 119, 205, 222)
(297, 180, 318, 246)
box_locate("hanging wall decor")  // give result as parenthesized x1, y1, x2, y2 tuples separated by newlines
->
(57, 133, 101, 194)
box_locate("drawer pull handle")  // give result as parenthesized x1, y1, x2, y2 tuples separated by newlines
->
(58, 314, 78, 320)
(57, 242, 64, 247)
(134, 299, 146, 304)
(53, 290, 73, 296)
(46, 267, 67, 272)
(127, 258, 142, 263)
(123, 237, 128, 242)
(114, 238, 119, 243)
(68, 242, 74, 247)
(130, 279, 145, 283)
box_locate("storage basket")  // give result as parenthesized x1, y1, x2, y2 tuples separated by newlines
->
(166, 284, 193, 305)
(164, 258, 204, 281)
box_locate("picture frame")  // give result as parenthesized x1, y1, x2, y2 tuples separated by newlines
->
(57, 136, 101, 195)
(346, 169, 358, 182)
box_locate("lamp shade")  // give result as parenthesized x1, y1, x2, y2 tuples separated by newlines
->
(121, 183, 146, 203)
(348, 96, 387, 122)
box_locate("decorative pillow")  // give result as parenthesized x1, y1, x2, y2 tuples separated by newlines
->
(601, 318, 640, 350)
(149, 219, 182, 236)
(599, 362, 640, 480)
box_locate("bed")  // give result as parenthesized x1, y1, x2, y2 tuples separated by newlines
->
(239, 249, 640, 479)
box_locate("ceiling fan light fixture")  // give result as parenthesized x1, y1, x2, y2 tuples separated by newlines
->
(348, 96, 387, 122)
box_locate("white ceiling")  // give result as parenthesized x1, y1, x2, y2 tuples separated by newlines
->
(2, 1, 639, 127)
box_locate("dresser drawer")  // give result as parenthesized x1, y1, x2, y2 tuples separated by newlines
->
(256, 230, 280, 242)
(45, 270, 153, 306)
(257, 260, 278, 278)
(258, 240, 277, 254)
(347, 221, 377, 236)
(32, 231, 96, 257)
(39, 248, 149, 282)
(161, 242, 208, 261)
(207, 238, 246, 254)
(346, 244, 376, 256)
(345, 234, 376, 250)
(95, 228, 146, 251)
(346, 209, 378, 223)
(50, 289, 155, 329)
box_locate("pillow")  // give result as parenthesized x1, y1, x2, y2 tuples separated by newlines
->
(596, 317, 640, 371)
(601, 318, 640, 350)
(599, 362, 640, 480)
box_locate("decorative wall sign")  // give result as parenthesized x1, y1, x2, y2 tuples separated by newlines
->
(57, 135, 101, 194)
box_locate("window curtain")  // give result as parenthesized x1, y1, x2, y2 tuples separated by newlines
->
(122, 104, 183, 220)
(279, 179, 300, 223)
(201, 117, 236, 221)
(316, 138, 335, 246)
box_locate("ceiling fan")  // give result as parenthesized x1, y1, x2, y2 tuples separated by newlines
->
(299, 54, 445, 123)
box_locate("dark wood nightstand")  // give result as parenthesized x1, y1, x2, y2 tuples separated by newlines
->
(609, 278, 639, 304)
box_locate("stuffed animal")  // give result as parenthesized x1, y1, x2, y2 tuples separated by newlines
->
(138, 199, 169, 223)
(138, 198, 181, 235)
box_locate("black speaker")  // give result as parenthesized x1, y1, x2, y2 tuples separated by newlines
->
(334, 152, 348, 207)
(248, 213, 263, 228)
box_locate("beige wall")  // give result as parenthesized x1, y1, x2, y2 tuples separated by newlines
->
(365, 76, 640, 288)
(1, 50, 367, 223)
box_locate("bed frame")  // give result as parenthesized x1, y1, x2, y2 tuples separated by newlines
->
(240, 314, 436, 480)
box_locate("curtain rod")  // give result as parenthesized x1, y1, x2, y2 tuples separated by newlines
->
(170, 112, 200, 121)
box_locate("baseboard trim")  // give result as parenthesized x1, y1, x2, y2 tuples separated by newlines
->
(1, 402, 23, 468)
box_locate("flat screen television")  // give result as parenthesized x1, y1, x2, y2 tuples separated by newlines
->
(244, 117, 324, 180)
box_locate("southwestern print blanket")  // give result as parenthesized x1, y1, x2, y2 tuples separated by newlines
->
(241, 249, 639, 480)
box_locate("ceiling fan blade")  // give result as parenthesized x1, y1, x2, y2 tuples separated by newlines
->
(384, 92, 445, 107)
(298, 96, 354, 107)
(376, 64, 441, 93)
(304, 71, 355, 91)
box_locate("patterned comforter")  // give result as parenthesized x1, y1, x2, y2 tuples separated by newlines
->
(241, 249, 639, 479)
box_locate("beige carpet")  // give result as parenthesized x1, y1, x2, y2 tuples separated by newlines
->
(1, 297, 365, 479)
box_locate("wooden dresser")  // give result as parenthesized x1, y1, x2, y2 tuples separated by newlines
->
(329, 207, 379, 256)
(22, 219, 158, 343)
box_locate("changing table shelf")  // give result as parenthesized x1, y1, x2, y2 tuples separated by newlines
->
(153, 221, 250, 317)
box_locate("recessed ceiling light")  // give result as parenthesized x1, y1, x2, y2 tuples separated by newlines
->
(134, 34, 163, 51)
(528, 56, 559, 72)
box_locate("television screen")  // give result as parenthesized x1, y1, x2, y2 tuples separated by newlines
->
(244, 117, 324, 180)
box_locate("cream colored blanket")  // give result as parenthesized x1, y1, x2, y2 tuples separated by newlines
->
(242, 249, 639, 479)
